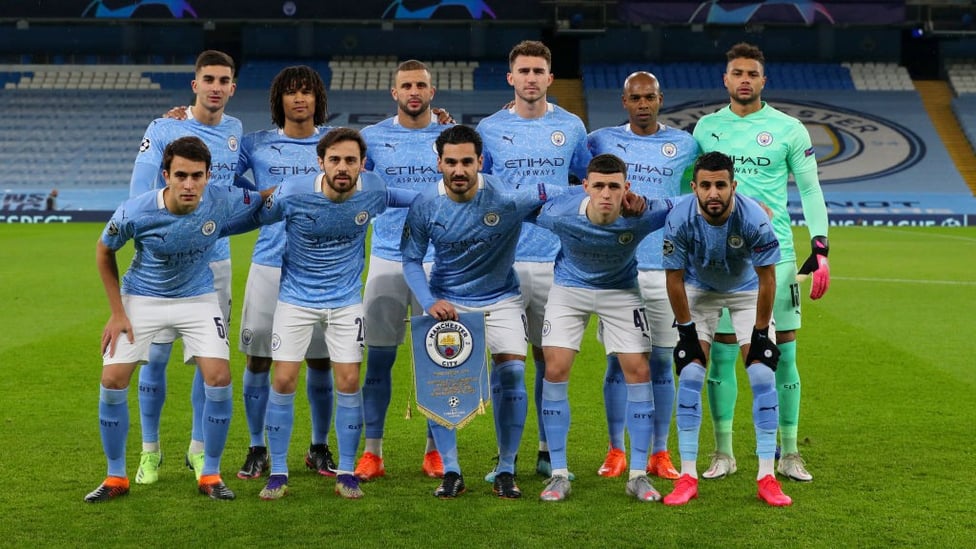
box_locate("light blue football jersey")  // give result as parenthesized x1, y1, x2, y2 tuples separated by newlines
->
(401, 175, 556, 309)
(101, 185, 262, 298)
(587, 123, 699, 270)
(361, 116, 445, 262)
(662, 194, 781, 293)
(535, 192, 673, 290)
(237, 126, 330, 268)
(476, 104, 591, 263)
(129, 111, 243, 262)
(262, 171, 415, 309)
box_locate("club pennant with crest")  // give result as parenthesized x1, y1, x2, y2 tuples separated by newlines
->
(410, 312, 490, 429)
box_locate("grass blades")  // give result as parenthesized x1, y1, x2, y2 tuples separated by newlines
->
(0, 225, 974, 547)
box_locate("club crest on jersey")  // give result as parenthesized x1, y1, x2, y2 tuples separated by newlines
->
(542, 320, 551, 337)
(425, 320, 474, 368)
(227, 135, 239, 152)
(728, 234, 744, 248)
(618, 232, 635, 245)
(107, 220, 119, 236)
(663, 239, 674, 256)
(139, 138, 151, 153)
(202, 220, 216, 236)
(661, 142, 678, 158)
(756, 131, 773, 147)
(483, 212, 500, 226)
(550, 131, 566, 147)
(355, 211, 370, 225)
(271, 333, 281, 351)
(241, 328, 253, 346)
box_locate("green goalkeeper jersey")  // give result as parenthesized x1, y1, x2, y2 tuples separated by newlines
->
(693, 102, 829, 262)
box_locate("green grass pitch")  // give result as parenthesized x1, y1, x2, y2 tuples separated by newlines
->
(0, 224, 973, 547)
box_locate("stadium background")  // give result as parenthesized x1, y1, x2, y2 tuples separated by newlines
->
(1, 0, 975, 226)
(0, 4, 974, 545)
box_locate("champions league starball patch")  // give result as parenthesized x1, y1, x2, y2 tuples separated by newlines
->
(107, 220, 119, 236)
(355, 211, 370, 225)
(201, 220, 216, 236)
(139, 138, 151, 153)
(663, 239, 675, 256)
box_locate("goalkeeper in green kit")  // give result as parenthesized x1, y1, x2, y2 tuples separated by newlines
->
(692, 42, 830, 482)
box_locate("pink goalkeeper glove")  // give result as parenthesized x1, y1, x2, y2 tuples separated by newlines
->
(797, 236, 830, 300)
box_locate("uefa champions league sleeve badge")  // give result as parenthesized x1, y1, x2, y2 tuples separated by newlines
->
(410, 312, 490, 429)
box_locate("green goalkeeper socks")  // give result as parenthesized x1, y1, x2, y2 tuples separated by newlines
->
(776, 341, 800, 454)
(707, 342, 739, 456)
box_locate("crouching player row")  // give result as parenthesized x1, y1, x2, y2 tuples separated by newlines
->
(87, 129, 417, 503)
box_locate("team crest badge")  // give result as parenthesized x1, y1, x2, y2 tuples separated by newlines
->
(228, 135, 239, 152)
(271, 333, 281, 351)
(550, 131, 566, 147)
(661, 142, 677, 158)
(241, 328, 253, 346)
(355, 211, 370, 225)
(728, 235, 744, 248)
(202, 220, 216, 236)
(542, 320, 551, 337)
(139, 137, 151, 153)
(107, 220, 119, 236)
(618, 232, 634, 245)
(425, 320, 475, 368)
(483, 212, 500, 226)
(756, 131, 773, 147)
(663, 239, 675, 256)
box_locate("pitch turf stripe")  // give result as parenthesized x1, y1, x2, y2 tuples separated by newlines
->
(833, 276, 976, 286)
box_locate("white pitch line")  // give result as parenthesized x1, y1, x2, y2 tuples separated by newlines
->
(833, 276, 976, 286)
(868, 227, 976, 243)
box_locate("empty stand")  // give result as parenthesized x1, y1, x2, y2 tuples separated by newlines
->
(325, 56, 479, 91)
(0, 89, 184, 195)
(947, 59, 976, 95)
(844, 61, 915, 91)
(583, 62, 860, 90)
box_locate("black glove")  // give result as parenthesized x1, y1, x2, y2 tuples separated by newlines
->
(745, 326, 780, 369)
(673, 322, 706, 371)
